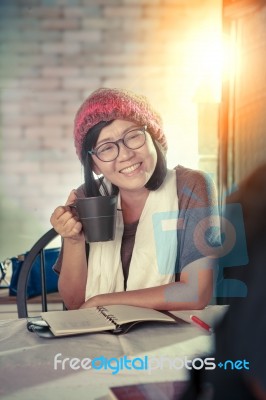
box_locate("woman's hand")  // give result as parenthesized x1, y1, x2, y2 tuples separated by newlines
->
(50, 190, 84, 242)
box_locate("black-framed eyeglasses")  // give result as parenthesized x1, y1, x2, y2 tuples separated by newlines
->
(88, 126, 147, 162)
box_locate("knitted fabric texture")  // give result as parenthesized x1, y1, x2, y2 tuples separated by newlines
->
(73, 88, 167, 161)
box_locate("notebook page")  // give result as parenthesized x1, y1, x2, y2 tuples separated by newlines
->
(41, 308, 114, 336)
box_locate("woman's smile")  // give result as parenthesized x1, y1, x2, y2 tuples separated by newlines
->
(119, 162, 142, 175)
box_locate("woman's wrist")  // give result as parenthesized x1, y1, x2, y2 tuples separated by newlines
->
(64, 236, 85, 247)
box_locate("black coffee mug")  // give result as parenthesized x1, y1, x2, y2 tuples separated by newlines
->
(70, 195, 118, 243)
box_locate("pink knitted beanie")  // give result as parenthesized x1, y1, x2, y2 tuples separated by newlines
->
(73, 88, 167, 161)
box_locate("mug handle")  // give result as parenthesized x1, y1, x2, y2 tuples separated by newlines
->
(68, 202, 79, 218)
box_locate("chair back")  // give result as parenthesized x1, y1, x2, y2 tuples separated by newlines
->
(16, 228, 62, 318)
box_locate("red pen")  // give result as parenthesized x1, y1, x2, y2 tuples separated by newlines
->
(190, 315, 213, 334)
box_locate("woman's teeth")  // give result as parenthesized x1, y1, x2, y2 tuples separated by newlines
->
(120, 163, 141, 174)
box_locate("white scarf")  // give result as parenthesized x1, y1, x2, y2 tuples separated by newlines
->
(85, 169, 179, 300)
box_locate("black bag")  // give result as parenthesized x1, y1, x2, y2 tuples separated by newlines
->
(8, 248, 60, 298)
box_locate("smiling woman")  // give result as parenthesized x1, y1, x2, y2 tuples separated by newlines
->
(50, 88, 220, 312)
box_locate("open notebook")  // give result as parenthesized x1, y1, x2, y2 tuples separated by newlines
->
(27, 304, 228, 338)
(27, 305, 184, 337)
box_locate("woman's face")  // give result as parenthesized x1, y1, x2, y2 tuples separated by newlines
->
(91, 119, 158, 194)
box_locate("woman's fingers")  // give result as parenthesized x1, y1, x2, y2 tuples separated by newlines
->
(50, 190, 84, 240)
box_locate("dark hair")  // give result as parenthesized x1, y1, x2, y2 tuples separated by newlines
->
(146, 138, 167, 190)
(80, 121, 167, 197)
(81, 121, 114, 197)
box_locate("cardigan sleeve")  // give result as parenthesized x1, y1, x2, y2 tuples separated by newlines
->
(175, 165, 220, 272)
